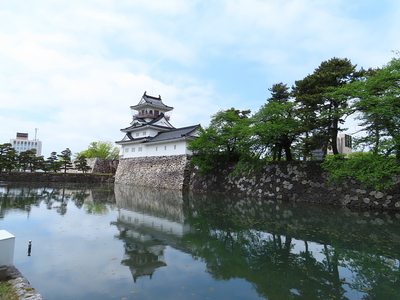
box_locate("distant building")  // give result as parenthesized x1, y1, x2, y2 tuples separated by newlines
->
(311, 133, 352, 160)
(327, 133, 352, 155)
(10, 132, 42, 156)
(116, 92, 200, 158)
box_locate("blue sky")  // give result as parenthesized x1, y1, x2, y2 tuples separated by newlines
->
(1, 0, 399, 157)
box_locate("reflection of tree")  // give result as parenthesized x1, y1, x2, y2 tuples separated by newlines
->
(70, 189, 90, 209)
(83, 188, 115, 215)
(0, 185, 44, 217)
(84, 203, 109, 215)
(187, 215, 347, 299)
(185, 195, 400, 300)
(0, 183, 114, 216)
(339, 249, 400, 299)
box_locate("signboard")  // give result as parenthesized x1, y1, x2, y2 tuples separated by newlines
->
(16, 132, 28, 139)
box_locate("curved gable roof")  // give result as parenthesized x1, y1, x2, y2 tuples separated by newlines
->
(130, 92, 173, 111)
(148, 125, 200, 143)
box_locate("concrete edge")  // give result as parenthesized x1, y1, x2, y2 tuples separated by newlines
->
(4, 264, 43, 300)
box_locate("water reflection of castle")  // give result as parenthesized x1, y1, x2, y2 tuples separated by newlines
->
(112, 185, 194, 282)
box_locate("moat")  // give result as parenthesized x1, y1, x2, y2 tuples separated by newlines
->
(1, 182, 400, 299)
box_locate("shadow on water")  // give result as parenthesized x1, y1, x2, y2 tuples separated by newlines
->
(1, 182, 400, 299)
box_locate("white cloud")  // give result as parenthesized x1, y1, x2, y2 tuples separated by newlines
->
(0, 0, 399, 156)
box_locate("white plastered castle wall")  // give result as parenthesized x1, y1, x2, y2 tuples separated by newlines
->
(121, 140, 192, 158)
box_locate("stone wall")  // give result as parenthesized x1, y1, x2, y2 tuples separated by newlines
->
(189, 161, 400, 211)
(114, 155, 191, 190)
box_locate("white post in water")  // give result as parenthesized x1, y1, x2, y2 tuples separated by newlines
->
(0, 230, 15, 265)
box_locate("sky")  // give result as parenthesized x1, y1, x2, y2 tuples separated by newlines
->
(1, 0, 399, 157)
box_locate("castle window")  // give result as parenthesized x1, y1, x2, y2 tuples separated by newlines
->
(164, 146, 167, 150)
(156, 147, 158, 151)
(143, 131, 146, 136)
(174, 145, 176, 150)
(136, 133, 139, 137)
(125, 148, 129, 152)
(138, 147, 143, 152)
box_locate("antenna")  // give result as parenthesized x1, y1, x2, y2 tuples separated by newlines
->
(35, 128, 38, 140)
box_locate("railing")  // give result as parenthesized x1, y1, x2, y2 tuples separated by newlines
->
(133, 113, 170, 121)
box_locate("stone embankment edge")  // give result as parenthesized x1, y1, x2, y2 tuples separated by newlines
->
(114, 155, 190, 190)
(4, 264, 43, 300)
(115, 157, 400, 210)
(0, 172, 114, 184)
(189, 160, 400, 211)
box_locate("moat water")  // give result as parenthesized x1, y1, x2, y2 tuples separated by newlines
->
(1, 182, 400, 300)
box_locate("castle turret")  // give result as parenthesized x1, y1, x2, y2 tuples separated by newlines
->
(130, 91, 173, 122)
(116, 92, 200, 158)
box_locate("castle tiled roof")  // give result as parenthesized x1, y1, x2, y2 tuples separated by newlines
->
(120, 113, 173, 132)
(116, 124, 199, 144)
(130, 91, 173, 111)
(148, 125, 200, 143)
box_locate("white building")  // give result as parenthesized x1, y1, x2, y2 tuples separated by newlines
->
(116, 92, 200, 158)
(10, 132, 42, 156)
(327, 133, 352, 155)
(311, 133, 352, 159)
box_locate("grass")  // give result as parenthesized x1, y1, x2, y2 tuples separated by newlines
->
(0, 281, 18, 300)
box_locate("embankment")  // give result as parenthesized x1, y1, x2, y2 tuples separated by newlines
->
(189, 161, 400, 211)
(3, 156, 400, 211)
(115, 156, 400, 210)
(115, 155, 190, 189)
(0, 172, 114, 184)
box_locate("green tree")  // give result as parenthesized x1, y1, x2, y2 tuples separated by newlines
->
(246, 83, 301, 161)
(17, 149, 37, 172)
(0, 143, 17, 173)
(293, 57, 361, 157)
(35, 155, 49, 173)
(350, 58, 400, 158)
(58, 148, 73, 173)
(75, 141, 120, 159)
(321, 57, 400, 189)
(188, 108, 251, 175)
(75, 154, 91, 173)
(46, 152, 61, 172)
(321, 153, 400, 190)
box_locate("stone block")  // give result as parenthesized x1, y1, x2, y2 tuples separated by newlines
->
(0, 266, 7, 281)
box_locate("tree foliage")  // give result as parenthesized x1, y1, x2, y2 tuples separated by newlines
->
(47, 151, 62, 172)
(17, 149, 37, 172)
(0, 143, 107, 174)
(0, 143, 17, 173)
(293, 57, 361, 156)
(320, 57, 400, 189)
(189, 55, 400, 190)
(188, 108, 251, 175)
(321, 153, 400, 190)
(75, 141, 120, 159)
(58, 148, 73, 173)
(248, 83, 301, 161)
(350, 58, 400, 158)
(75, 154, 91, 173)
